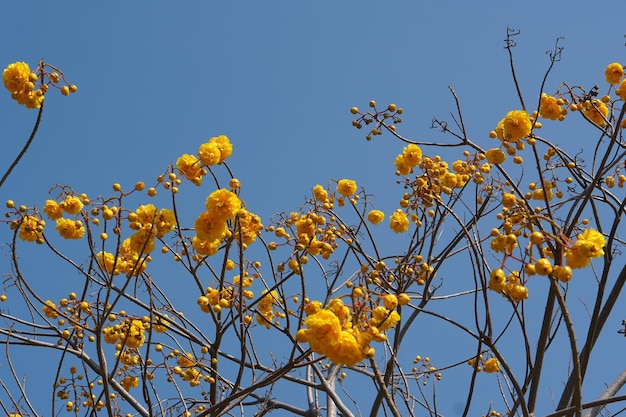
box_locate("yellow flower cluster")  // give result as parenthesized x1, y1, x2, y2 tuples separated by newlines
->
(177, 136, 233, 185)
(580, 99, 609, 127)
(394, 144, 423, 175)
(17, 215, 46, 243)
(296, 296, 400, 366)
(102, 319, 146, 349)
(336, 179, 358, 196)
(192, 188, 259, 257)
(3, 61, 77, 108)
(95, 204, 176, 276)
(467, 355, 500, 373)
(605, 62, 624, 85)
(539, 93, 567, 121)
(2, 62, 43, 108)
(197, 285, 246, 314)
(174, 352, 202, 387)
(256, 290, 283, 328)
(488, 269, 528, 302)
(565, 228, 606, 269)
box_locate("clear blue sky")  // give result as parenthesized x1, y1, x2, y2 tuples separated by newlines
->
(2, 2, 625, 416)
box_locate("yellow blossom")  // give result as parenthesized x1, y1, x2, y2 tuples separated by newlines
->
(483, 357, 500, 373)
(312, 184, 328, 202)
(129, 226, 156, 254)
(389, 209, 409, 233)
(208, 135, 233, 164)
(177, 153, 204, 186)
(367, 209, 385, 225)
(565, 228, 605, 269)
(539, 93, 565, 121)
(102, 327, 119, 344)
(198, 141, 222, 166)
(326, 330, 365, 366)
(205, 189, 241, 220)
(120, 376, 139, 391)
(42, 300, 58, 318)
(605, 62, 624, 84)
(401, 144, 423, 167)
(394, 154, 412, 175)
(43, 200, 63, 220)
(61, 195, 84, 215)
(55, 218, 85, 239)
(233, 208, 263, 247)
(3, 62, 31, 92)
(336, 179, 357, 196)
(192, 236, 220, 257)
(124, 320, 145, 349)
(485, 148, 506, 165)
(18, 215, 45, 242)
(301, 309, 342, 355)
(155, 208, 176, 238)
(582, 99, 609, 127)
(501, 110, 532, 142)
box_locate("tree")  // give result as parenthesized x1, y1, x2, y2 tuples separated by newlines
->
(1, 30, 625, 417)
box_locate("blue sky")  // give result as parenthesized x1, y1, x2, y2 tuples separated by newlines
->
(2, 2, 626, 416)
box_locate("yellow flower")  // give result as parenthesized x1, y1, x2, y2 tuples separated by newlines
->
(3, 62, 31, 93)
(155, 208, 176, 238)
(312, 184, 328, 202)
(209, 135, 233, 164)
(394, 154, 412, 175)
(55, 218, 85, 239)
(488, 269, 506, 293)
(121, 376, 139, 391)
(176, 154, 204, 186)
(565, 228, 605, 269)
(401, 144, 423, 167)
(605, 62, 624, 85)
(192, 236, 221, 257)
(389, 209, 409, 233)
(43, 200, 63, 220)
(205, 189, 241, 220)
(501, 193, 517, 208)
(301, 309, 342, 355)
(129, 226, 156, 253)
(485, 148, 506, 165)
(336, 179, 357, 196)
(96, 251, 117, 274)
(42, 300, 58, 318)
(367, 209, 385, 225)
(61, 195, 84, 215)
(483, 357, 500, 373)
(124, 319, 145, 349)
(370, 306, 400, 331)
(198, 141, 222, 166)
(326, 330, 365, 366)
(233, 208, 263, 247)
(13, 89, 44, 109)
(19, 215, 45, 242)
(502, 110, 532, 142)
(578, 228, 606, 249)
(539, 93, 565, 121)
(582, 99, 609, 127)
(102, 327, 119, 344)
(135, 204, 157, 225)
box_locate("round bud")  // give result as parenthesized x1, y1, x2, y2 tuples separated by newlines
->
(60, 86, 70, 96)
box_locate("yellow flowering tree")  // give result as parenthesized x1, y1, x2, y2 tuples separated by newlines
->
(2, 31, 626, 417)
